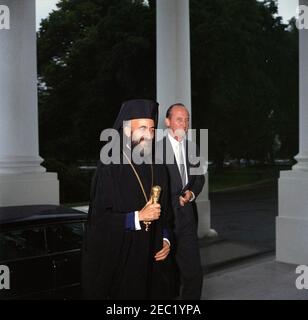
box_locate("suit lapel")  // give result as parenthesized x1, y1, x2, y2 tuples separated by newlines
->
(165, 136, 184, 191)
(185, 140, 197, 190)
(184, 139, 191, 182)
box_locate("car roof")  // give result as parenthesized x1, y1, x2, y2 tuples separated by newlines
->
(0, 205, 87, 229)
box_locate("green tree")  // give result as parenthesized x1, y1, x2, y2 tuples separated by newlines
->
(190, 0, 298, 168)
(38, 0, 156, 163)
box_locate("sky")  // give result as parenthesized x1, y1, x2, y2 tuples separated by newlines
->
(278, 0, 298, 23)
(36, 0, 59, 30)
(36, 0, 300, 30)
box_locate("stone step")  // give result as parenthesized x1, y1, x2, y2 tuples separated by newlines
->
(199, 239, 273, 272)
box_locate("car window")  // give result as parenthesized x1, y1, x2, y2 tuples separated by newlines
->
(0, 228, 46, 261)
(46, 222, 84, 253)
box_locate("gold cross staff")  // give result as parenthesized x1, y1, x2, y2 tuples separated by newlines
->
(144, 185, 161, 231)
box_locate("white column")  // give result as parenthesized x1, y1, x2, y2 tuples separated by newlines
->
(156, 0, 217, 238)
(276, 0, 308, 264)
(0, 0, 59, 206)
(157, 0, 191, 126)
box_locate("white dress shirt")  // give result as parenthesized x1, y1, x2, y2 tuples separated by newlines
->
(167, 133, 195, 201)
(167, 134, 188, 186)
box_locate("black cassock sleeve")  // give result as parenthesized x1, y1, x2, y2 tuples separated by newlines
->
(150, 165, 179, 299)
(82, 164, 127, 299)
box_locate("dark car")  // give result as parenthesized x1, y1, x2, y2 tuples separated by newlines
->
(0, 205, 87, 300)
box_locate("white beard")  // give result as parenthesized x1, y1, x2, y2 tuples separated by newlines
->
(131, 139, 153, 163)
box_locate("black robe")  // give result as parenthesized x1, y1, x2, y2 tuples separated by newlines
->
(82, 151, 177, 300)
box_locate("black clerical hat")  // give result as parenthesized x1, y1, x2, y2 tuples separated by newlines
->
(112, 99, 159, 131)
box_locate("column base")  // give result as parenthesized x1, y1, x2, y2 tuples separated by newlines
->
(292, 154, 308, 171)
(196, 199, 218, 239)
(276, 170, 308, 265)
(0, 156, 46, 174)
(0, 172, 59, 207)
(276, 216, 308, 265)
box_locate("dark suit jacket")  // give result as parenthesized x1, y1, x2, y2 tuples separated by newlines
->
(156, 136, 205, 214)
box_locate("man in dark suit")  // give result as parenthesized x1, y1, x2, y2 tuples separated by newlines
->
(156, 103, 205, 300)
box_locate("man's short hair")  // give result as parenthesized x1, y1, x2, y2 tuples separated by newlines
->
(166, 103, 186, 119)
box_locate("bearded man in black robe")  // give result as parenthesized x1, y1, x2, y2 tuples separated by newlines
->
(82, 99, 176, 300)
